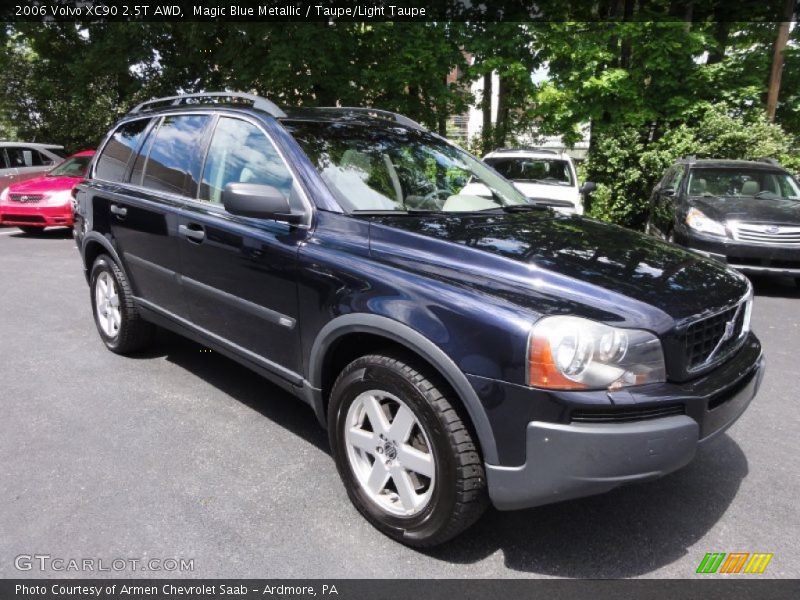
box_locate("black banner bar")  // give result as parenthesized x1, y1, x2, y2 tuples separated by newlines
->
(2, 0, 798, 23)
(2, 579, 800, 600)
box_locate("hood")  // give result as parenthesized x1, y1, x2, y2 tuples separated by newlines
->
(512, 181, 579, 203)
(8, 175, 81, 195)
(367, 211, 749, 327)
(692, 196, 800, 224)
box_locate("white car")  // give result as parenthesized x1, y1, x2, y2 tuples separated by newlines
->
(481, 148, 594, 215)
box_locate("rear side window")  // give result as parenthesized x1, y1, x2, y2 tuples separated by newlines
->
(5, 147, 48, 167)
(142, 115, 210, 196)
(199, 117, 293, 204)
(95, 119, 151, 182)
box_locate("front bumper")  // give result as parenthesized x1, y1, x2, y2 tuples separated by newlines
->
(0, 202, 73, 228)
(678, 228, 800, 277)
(480, 341, 764, 511)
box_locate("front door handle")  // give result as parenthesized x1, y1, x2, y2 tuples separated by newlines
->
(178, 223, 205, 243)
(110, 204, 127, 218)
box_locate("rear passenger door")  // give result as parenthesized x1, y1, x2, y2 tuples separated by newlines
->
(177, 115, 308, 380)
(93, 114, 212, 318)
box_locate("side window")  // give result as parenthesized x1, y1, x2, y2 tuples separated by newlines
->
(0, 150, 8, 170)
(199, 117, 293, 204)
(659, 167, 675, 189)
(95, 119, 151, 182)
(668, 166, 684, 192)
(142, 115, 210, 196)
(5, 147, 45, 167)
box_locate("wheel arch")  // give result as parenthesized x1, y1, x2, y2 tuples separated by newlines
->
(307, 314, 499, 464)
(81, 232, 123, 282)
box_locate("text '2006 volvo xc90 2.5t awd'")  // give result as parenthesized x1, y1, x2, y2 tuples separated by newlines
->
(73, 93, 765, 547)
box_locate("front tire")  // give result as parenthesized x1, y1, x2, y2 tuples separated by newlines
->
(329, 353, 488, 547)
(90, 254, 154, 354)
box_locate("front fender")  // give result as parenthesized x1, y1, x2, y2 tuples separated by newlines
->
(307, 313, 501, 464)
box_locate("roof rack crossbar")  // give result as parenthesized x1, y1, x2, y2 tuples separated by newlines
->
(321, 107, 426, 131)
(129, 92, 286, 118)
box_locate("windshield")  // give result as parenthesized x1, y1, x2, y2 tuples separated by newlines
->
(484, 156, 574, 186)
(48, 155, 92, 178)
(283, 121, 529, 213)
(687, 168, 800, 200)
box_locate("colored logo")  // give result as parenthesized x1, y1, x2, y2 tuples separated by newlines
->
(696, 552, 773, 574)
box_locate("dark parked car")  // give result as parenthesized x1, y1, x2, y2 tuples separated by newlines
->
(74, 93, 764, 547)
(647, 157, 800, 283)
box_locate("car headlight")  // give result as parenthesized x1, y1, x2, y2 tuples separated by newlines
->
(528, 316, 666, 390)
(686, 207, 727, 237)
(0, 187, 8, 202)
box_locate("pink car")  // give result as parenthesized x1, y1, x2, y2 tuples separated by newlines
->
(0, 150, 95, 234)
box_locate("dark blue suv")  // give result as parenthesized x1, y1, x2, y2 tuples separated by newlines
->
(74, 93, 765, 547)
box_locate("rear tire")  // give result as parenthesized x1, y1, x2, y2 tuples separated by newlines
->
(90, 254, 154, 354)
(329, 352, 488, 547)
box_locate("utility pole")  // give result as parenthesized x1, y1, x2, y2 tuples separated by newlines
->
(766, 0, 797, 122)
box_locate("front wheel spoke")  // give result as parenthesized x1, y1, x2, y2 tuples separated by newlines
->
(397, 445, 434, 478)
(363, 395, 390, 435)
(111, 310, 121, 329)
(366, 461, 390, 495)
(388, 405, 416, 443)
(390, 466, 419, 511)
(108, 293, 119, 308)
(347, 427, 376, 452)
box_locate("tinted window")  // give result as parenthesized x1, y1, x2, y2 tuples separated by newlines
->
(200, 117, 293, 204)
(95, 119, 151, 182)
(5, 147, 48, 168)
(142, 115, 210, 196)
(484, 157, 574, 186)
(688, 168, 800, 200)
(48, 155, 93, 177)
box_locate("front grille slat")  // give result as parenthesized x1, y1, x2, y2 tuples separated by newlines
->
(683, 300, 747, 372)
(9, 193, 43, 203)
(733, 223, 800, 246)
(571, 404, 684, 423)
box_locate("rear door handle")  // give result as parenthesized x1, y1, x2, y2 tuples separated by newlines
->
(110, 204, 127, 218)
(178, 223, 205, 243)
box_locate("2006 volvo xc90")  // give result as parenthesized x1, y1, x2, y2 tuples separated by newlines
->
(74, 92, 764, 547)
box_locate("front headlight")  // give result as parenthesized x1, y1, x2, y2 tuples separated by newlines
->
(686, 207, 727, 237)
(528, 316, 666, 390)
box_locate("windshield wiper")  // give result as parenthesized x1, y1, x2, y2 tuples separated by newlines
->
(752, 191, 780, 199)
(479, 204, 548, 213)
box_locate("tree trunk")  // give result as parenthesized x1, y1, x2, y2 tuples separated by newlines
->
(493, 75, 510, 148)
(481, 71, 493, 154)
(766, 0, 795, 122)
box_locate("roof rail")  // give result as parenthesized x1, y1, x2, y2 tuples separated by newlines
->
(129, 92, 286, 118)
(322, 107, 426, 131)
(755, 157, 781, 166)
(493, 147, 560, 155)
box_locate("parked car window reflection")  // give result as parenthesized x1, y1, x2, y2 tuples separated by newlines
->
(142, 115, 210, 196)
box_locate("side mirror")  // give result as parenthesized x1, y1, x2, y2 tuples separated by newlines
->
(661, 187, 675, 197)
(222, 182, 303, 224)
(579, 181, 596, 194)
